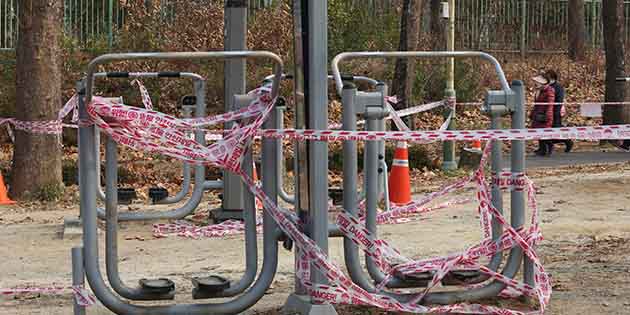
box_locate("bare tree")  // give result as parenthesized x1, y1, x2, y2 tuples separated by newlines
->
(568, 0, 586, 61)
(11, 1, 64, 200)
(602, 0, 630, 126)
(391, 0, 423, 114)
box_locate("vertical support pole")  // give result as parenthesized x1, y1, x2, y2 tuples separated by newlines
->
(284, 0, 338, 314)
(305, 0, 330, 291)
(442, 0, 457, 171)
(375, 83, 388, 202)
(107, 0, 113, 48)
(509, 81, 532, 289)
(488, 111, 504, 269)
(71, 247, 86, 315)
(218, 0, 248, 221)
(520, 0, 527, 58)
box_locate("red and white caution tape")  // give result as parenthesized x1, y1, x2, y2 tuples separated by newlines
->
(259, 124, 630, 143)
(1, 285, 96, 307)
(14, 80, 630, 313)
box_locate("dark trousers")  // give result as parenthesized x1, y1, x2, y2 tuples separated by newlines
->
(537, 140, 553, 154)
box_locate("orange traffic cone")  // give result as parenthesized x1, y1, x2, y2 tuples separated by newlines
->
(0, 173, 15, 205)
(253, 162, 263, 210)
(469, 140, 482, 152)
(388, 141, 411, 205)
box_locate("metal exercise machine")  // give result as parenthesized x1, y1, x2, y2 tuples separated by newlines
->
(332, 51, 528, 304)
(74, 51, 285, 314)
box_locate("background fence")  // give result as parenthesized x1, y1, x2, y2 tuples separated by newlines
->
(454, 0, 628, 52)
(0, 0, 278, 50)
(0, 0, 629, 52)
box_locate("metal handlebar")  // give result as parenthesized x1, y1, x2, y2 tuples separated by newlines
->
(331, 51, 511, 96)
(85, 51, 283, 104)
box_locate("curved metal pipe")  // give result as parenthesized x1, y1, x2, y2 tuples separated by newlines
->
(341, 77, 527, 304)
(95, 80, 207, 221)
(79, 64, 281, 314)
(212, 151, 258, 297)
(331, 51, 511, 96)
(422, 81, 526, 304)
(104, 135, 256, 299)
(105, 136, 175, 300)
(274, 105, 295, 204)
(94, 72, 204, 204)
(157, 163, 191, 204)
(86, 52, 283, 104)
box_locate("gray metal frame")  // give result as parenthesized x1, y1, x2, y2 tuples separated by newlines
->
(336, 51, 527, 305)
(92, 71, 213, 206)
(87, 73, 210, 221)
(77, 51, 283, 315)
(218, 0, 249, 222)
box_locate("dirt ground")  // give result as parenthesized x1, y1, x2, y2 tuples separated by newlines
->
(1, 160, 630, 315)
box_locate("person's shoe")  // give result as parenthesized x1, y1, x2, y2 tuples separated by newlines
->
(564, 140, 574, 153)
(620, 141, 630, 152)
(546, 143, 554, 156)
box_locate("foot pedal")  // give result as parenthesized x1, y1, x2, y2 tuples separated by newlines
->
(148, 187, 169, 204)
(328, 187, 344, 205)
(118, 188, 137, 205)
(391, 270, 433, 287)
(192, 275, 230, 299)
(441, 269, 483, 285)
(138, 278, 175, 295)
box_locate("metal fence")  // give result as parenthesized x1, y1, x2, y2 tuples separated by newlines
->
(455, 0, 630, 52)
(0, 0, 278, 50)
(1, 0, 629, 52)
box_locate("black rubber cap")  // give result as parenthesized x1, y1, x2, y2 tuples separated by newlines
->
(106, 72, 129, 78)
(139, 278, 175, 293)
(149, 187, 169, 204)
(118, 188, 137, 205)
(157, 71, 180, 78)
(192, 275, 230, 293)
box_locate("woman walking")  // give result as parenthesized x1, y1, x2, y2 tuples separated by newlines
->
(530, 74, 555, 156)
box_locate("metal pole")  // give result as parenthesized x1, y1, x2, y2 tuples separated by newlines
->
(520, 0, 527, 58)
(71, 247, 86, 315)
(305, 0, 330, 291)
(284, 1, 337, 314)
(442, 0, 457, 171)
(219, 0, 248, 222)
(108, 0, 113, 48)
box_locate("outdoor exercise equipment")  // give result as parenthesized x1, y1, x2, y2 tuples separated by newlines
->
(73, 1, 540, 314)
(333, 51, 528, 302)
(75, 51, 284, 314)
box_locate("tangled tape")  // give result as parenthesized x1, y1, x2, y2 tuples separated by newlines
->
(83, 84, 557, 314)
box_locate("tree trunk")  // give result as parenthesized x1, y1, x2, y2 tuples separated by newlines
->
(602, 0, 630, 125)
(430, 0, 445, 50)
(391, 0, 423, 114)
(11, 1, 63, 200)
(568, 0, 586, 61)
